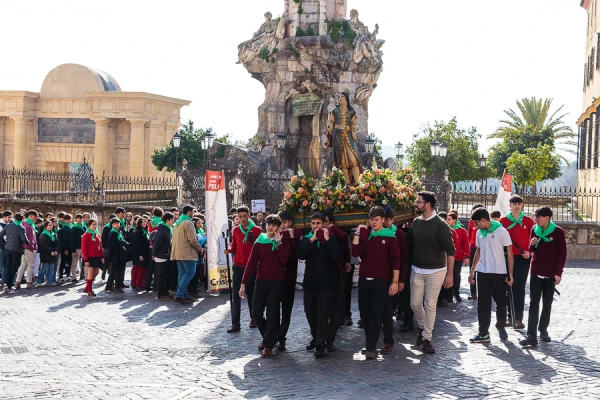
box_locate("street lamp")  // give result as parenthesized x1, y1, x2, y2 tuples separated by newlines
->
(203, 129, 215, 167)
(173, 132, 181, 172)
(429, 140, 440, 157)
(365, 137, 375, 154)
(479, 153, 487, 204)
(395, 142, 404, 165)
(276, 133, 287, 150)
(429, 139, 447, 180)
(439, 143, 448, 158)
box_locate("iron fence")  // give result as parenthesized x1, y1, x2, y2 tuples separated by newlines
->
(449, 182, 600, 222)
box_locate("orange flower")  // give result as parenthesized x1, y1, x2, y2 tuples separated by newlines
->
(375, 169, 382, 176)
(298, 187, 305, 193)
(380, 187, 387, 193)
(349, 186, 355, 193)
(365, 196, 371, 202)
(284, 192, 292, 200)
(291, 176, 298, 183)
(337, 200, 342, 206)
(302, 200, 309, 207)
(323, 189, 328, 195)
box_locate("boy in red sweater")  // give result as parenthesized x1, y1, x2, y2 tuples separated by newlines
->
(225, 205, 263, 333)
(352, 206, 400, 359)
(467, 203, 484, 300)
(447, 211, 469, 302)
(500, 195, 535, 329)
(240, 214, 290, 358)
(520, 206, 566, 347)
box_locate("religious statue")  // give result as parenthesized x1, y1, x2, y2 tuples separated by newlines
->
(325, 92, 362, 184)
(237, 12, 278, 64)
(349, 10, 384, 65)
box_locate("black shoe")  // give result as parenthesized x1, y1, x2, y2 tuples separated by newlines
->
(416, 329, 424, 346)
(422, 340, 435, 354)
(540, 332, 552, 342)
(470, 334, 491, 343)
(400, 322, 414, 333)
(314, 347, 325, 358)
(364, 350, 378, 359)
(520, 336, 538, 347)
(278, 342, 286, 351)
(306, 340, 316, 351)
(454, 295, 463, 302)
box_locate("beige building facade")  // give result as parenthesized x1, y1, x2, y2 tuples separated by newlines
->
(0, 64, 190, 177)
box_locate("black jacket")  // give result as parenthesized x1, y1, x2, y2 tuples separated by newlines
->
(0, 222, 6, 251)
(0, 222, 29, 254)
(70, 225, 85, 250)
(38, 232, 59, 264)
(132, 228, 151, 266)
(59, 225, 72, 252)
(108, 230, 122, 265)
(151, 224, 172, 261)
(297, 233, 341, 291)
(101, 224, 111, 249)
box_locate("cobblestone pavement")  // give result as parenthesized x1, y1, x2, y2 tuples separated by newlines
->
(0, 260, 599, 399)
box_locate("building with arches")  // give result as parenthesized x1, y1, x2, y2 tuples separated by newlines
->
(0, 63, 190, 177)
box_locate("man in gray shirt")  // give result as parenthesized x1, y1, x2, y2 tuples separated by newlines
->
(406, 191, 456, 354)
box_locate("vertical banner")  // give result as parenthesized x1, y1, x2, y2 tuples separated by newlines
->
(493, 169, 512, 216)
(205, 170, 232, 293)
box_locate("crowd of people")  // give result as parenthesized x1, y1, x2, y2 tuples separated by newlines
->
(0, 191, 567, 359)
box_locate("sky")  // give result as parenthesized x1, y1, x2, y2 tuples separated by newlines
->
(0, 0, 586, 160)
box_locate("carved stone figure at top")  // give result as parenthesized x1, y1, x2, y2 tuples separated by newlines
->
(325, 92, 362, 184)
(237, 12, 279, 64)
(349, 9, 384, 65)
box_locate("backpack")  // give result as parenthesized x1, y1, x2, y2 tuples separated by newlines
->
(119, 238, 132, 263)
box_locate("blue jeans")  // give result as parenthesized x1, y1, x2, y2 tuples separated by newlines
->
(0, 248, 5, 280)
(37, 263, 57, 285)
(176, 260, 196, 299)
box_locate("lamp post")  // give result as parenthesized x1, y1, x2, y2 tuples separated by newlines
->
(173, 132, 181, 172)
(276, 132, 287, 174)
(429, 139, 447, 180)
(365, 137, 375, 154)
(203, 128, 215, 168)
(395, 142, 404, 167)
(478, 153, 487, 204)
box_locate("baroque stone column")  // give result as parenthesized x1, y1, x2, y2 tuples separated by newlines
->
(92, 118, 111, 175)
(0, 118, 5, 169)
(128, 119, 148, 177)
(12, 117, 28, 169)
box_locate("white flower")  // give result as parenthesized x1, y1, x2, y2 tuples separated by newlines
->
(360, 201, 367, 206)
(382, 199, 389, 205)
(311, 203, 318, 209)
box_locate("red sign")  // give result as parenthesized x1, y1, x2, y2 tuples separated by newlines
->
(500, 169, 512, 192)
(205, 170, 225, 192)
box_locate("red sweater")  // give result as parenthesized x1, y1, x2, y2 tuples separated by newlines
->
(242, 240, 290, 284)
(81, 232, 103, 261)
(352, 229, 401, 281)
(328, 224, 350, 272)
(467, 220, 478, 249)
(452, 227, 469, 261)
(281, 228, 302, 285)
(229, 224, 263, 267)
(500, 215, 534, 256)
(529, 226, 567, 278)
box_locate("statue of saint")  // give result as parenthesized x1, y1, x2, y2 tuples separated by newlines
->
(349, 10, 383, 65)
(325, 92, 362, 184)
(237, 12, 278, 64)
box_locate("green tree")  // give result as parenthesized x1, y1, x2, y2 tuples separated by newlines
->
(151, 120, 219, 172)
(505, 145, 561, 193)
(489, 97, 577, 165)
(406, 117, 485, 182)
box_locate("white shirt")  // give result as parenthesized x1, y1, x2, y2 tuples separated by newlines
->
(475, 225, 512, 274)
(412, 211, 448, 275)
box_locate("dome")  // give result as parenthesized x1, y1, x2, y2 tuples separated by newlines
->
(40, 63, 121, 98)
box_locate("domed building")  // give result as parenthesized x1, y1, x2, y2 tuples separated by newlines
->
(0, 64, 190, 177)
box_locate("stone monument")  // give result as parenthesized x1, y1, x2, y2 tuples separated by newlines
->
(238, 0, 384, 178)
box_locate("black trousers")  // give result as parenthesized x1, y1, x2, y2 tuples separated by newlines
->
(252, 280, 284, 348)
(397, 266, 414, 325)
(59, 250, 72, 278)
(231, 265, 256, 325)
(469, 247, 477, 296)
(304, 288, 336, 349)
(144, 259, 156, 291)
(328, 280, 342, 343)
(155, 261, 170, 297)
(168, 261, 178, 292)
(507, 255, 531, 321)
(105, 262, 125, 291)
(527, 274, 555, 337)
(278, 282, 296, 344)
(358, 278, 389, 351)
(3, 251, 22, 288)
(383, 292, 399, 345)
(341, 265, 355, 318)
(438, 259, 464, 302)
(477, 272, 507, 335)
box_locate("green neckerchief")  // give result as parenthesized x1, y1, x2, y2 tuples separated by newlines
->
(533, 221, 557, 248)
(240, 220, 256, 243)
(25, 218, 35, 227)
(506, 212, 525, 230)
(452, 220, 464, 229)
(197, 227, 205, 235)
(305, 231, 321, 248)
(141, 228, 149, 240)
(390, 225, 398, 234)
(111, 227, 124, 242)
(73, 222, 84, 229)
(256, 233, 278, 251)
(151, 216, 162, 228)
(82, 221, 87, 229)
(159, 221, 173, 234)
(63, 222, 72, 228)
(42, 229, 56, 241)
(120, 218, 126, 228)
(58, 220, 64, 228)
(13, 220, 22, 226)
(173, 214, 192, 226)
(368, 227, 396, 240)
(86, 228, 99, 240)
(480, 220, 502, 237)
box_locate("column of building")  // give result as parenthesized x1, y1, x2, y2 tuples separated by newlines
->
(128, 119, 148, 177)
(92, 118, 111, 175)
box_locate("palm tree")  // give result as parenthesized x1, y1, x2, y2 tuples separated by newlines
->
(488, 97, 577, 166)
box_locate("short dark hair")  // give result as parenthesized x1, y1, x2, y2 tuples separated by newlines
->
(237, 205, 250, 215)
(311, 212, 325, 222)
(82, 212, 91, 218)
(35, 218, 43, 225)
(265, 214, 282, 227)
(182, 205, 194, 215)
(63, 214, 72, 221)
(418, 191, 437, 209)
(438, 211, 448, 219)
(170, 207, 179, 213)
(162, 212, 175, 222)
(471, 203, 484, 211)
(75, 213, 83, 219)
(58, 211, 65, 218)
(88, 218, 97, 227)
(110, 218, 120, 225)
(490, 210, 502, 219)
(533, 206, 553, 218)
(115, 207, 125, 214)
(278, 211, 292, 221)
(382, 206, 394, 220)
(448, 212, 458, 220)
(471, 207, 490, 221)
(26, 210, 38, 218)
(509, 195, 523, 204)
(265, 207, 272, 213)
(109, 214, 117, 220)
(230, 207, 237, 215)
(3, 211, 13, 217)
(44, 212, 53, 219)
(153, 207, 164, 217)
(368, 206, 385, 219)
(197, 213, 205, 221)
(14, 213, 23, 222)
(323, 210, 334, 223)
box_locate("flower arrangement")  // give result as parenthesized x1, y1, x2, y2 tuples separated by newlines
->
(280, 161, 423, 216)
